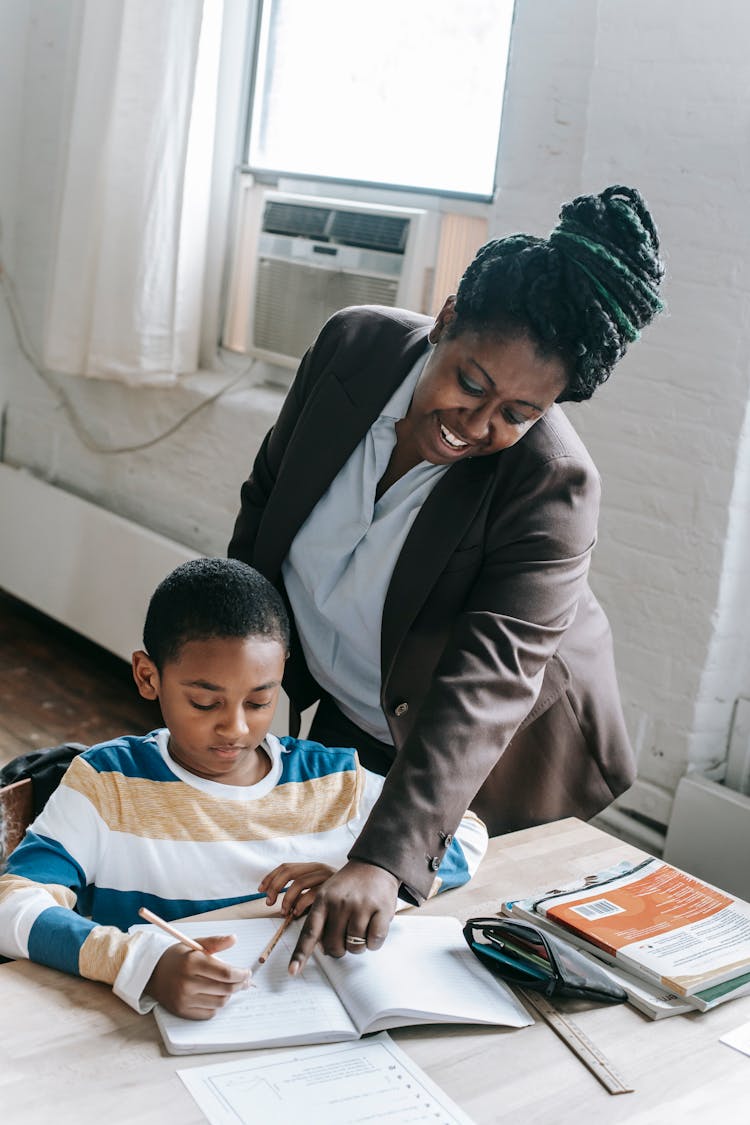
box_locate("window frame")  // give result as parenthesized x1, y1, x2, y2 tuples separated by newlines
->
(239, 0, 515, 204)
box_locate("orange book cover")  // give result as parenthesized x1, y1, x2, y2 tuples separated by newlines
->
(531, 859, 750, 997)
(545, 863, 733, 956)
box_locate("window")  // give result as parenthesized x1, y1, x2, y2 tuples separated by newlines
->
(245, 0, 515, 200)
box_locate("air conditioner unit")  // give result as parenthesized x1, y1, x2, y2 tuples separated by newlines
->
(223, 188, 432, 369)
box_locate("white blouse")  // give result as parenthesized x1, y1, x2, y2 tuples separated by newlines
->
(282, 350, 448, 742)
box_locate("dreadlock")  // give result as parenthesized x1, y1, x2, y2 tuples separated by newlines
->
(451, 185, 665, 401)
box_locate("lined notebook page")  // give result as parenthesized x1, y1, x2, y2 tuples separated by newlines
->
(148, 919, 357, 1052)
(318, 915, 531, 1032)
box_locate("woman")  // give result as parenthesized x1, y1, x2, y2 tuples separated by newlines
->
(229, 185, 665, 971)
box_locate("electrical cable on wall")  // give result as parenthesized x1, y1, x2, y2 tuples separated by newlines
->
(0, 260, 257, 456)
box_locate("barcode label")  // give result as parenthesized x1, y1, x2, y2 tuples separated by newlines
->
(570, 898, 625, 920)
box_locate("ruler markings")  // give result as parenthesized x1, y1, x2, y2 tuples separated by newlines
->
(519, 988, 634, 1095)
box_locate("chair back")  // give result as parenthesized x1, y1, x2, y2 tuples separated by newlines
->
(0, 777, 33, 861)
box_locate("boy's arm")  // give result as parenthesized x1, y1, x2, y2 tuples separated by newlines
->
(0, 761, 250, 1016)
(0, 758, 180, 1011)
(425, 809, 488, 896)
(0, 828, 178, 1012)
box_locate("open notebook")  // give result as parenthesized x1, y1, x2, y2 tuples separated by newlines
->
(137, 914, 531, 1055)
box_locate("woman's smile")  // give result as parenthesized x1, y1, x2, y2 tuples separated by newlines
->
(439, 421, 470, 452)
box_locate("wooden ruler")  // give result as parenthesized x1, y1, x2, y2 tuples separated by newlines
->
(519, 988, 634, 1095)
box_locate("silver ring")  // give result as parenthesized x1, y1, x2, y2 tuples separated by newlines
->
(345, 935, 367, 946)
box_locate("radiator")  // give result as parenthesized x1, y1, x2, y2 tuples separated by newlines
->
(664, 774, 750, 900)
(0, 463, 198, 662)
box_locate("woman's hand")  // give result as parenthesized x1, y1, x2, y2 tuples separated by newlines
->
(259, 861, 336, 917)
(146, 936, 250, 1019)
(287, 860, 399, 975)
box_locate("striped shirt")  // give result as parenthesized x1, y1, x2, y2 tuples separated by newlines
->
(0, 730, 487, 1012)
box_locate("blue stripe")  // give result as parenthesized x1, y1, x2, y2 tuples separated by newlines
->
(27, 906, 95, 975)
(89, 888, 266, 931)
(435, 838, 470, 891)
(5, 831, 87, 894)
(278, 737, 358, 785)
(80, 732, 176, 781)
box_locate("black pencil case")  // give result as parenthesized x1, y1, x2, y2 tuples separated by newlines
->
(463, 916, 628, 1003)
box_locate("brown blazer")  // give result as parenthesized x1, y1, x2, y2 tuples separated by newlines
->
(229, 306, 635, 901)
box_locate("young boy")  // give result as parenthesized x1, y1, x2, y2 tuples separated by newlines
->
(0, 558, 487, 1020)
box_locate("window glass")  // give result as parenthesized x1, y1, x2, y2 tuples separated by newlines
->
(246, 0, 515, 199)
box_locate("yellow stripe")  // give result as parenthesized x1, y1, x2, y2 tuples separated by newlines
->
(79, 926, 134, 984)
(64, 759, 363, 842)
(0, 874, 76, 910)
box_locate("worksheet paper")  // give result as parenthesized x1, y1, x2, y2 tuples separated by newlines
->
(177, 1032, 477, 1124)
(720, 1020, 750, 1057)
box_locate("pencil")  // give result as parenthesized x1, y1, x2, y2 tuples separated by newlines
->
(257, 912, 296, 966)
(138, 906, 214, 953)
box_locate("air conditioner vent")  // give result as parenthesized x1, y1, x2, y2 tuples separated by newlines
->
(262, 201, 331, 239)
(253, 259, 399, 361)
(262, 200, 411, 254)
(329, 211, 409, 253)
(223, 187, 433, 370)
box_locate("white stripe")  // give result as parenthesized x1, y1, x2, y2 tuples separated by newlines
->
(0, 885, 61, 959)
(27, 785, 107, 883)
(93, 822, 369, 900)
(350, 768, 385, 833)
(111, 930, 178, 1013)
(455, 816, 489, 877)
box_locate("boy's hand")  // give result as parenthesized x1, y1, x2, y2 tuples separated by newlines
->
(146, 936, 250, 1019)
(259, 862, 336, 917)
(287, 860, 398, 975)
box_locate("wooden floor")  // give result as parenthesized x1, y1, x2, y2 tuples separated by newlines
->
(0, 590, 163, 769)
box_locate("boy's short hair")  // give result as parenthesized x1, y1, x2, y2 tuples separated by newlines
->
(143, 557, 290, 669)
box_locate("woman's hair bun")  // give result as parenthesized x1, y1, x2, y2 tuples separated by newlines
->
(550, 184, 664, 344)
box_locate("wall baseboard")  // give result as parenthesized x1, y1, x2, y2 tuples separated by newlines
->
(0, 463, 198, 662)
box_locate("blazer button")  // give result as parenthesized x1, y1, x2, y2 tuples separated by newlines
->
(394, 701, 409, 717)
(428, 855, 441, 871)
(441, 833, 454, 848)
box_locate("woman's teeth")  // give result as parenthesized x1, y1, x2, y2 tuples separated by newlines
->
(440, 423, 468, 449)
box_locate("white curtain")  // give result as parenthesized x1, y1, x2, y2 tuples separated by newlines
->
(43, 0, 223, 384)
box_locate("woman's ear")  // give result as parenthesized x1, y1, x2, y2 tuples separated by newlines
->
(132, 650, 160, 701)
(429, 295, 457, 344)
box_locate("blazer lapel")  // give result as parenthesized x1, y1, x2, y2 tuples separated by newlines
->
(254, 323, 431, 579)
(381, 455, 496, 680)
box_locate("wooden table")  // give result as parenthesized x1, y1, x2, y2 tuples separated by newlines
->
(4, 818, 749, 1123)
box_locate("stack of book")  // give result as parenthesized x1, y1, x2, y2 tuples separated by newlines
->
(502, 856, 750, 1020)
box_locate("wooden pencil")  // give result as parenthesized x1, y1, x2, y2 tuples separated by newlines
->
(257, 912, 296, 965)
(138, 906, 214, 953)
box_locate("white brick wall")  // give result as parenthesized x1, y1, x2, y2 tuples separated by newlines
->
(3, 0, 750, 839)
(473, 0, 750, 824)
(582, 1, 750, 805)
